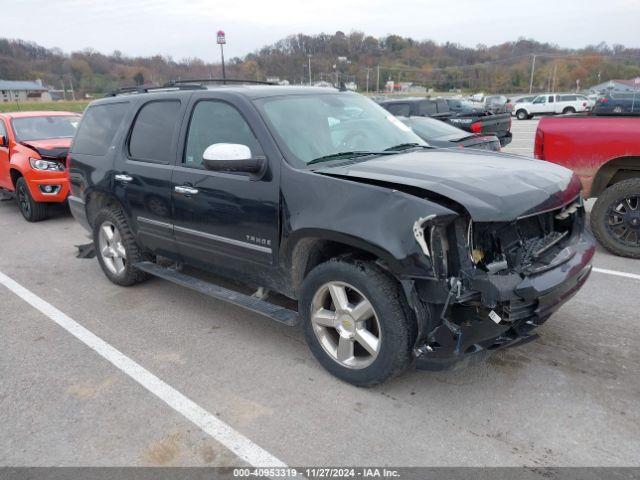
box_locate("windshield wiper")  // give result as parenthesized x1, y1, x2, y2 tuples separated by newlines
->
(384, 143, 430, 152)
(307, 151, 391, 166)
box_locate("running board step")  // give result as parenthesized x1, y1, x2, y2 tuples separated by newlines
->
(133, 261, 298, 326)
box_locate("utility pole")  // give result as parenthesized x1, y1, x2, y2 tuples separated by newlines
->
(308, 55, 312, 86)
(528, 54, 536, 94)
(376, 65, 380, 93)
(552, 63, 558, 93)
(365, 68, 370, 93)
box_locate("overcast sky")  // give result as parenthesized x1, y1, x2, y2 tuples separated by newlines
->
(3, 0, 639, 61)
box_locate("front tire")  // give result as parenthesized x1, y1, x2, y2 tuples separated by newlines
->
(516, 109, 528, 120)
(93, 208, 150, 286)
(591, 179, 640, 258)
(300, 259, 415, 386)
(15, 177, 47, 222)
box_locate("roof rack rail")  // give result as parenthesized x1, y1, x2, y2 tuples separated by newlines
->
(164, 78, 276, 86)
(104, 78, 277, 97)
(104, 84, 206, 97)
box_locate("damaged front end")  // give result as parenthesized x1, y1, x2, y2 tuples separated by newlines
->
(410, 196, 595, 370)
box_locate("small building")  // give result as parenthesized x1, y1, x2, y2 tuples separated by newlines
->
(588, 79, 640, 95)
(0, 80, 52, 103)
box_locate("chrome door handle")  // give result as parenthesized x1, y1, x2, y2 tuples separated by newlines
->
(174, 185, 199, 195)
(114, 174, 133, 182)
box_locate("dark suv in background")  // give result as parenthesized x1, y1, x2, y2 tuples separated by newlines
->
(377, 97, 513, 147)
(68, 83, 594, 386)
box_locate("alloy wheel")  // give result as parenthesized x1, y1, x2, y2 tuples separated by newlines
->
(17, 184, 30, 217)
(98, 221, 127, 275)
(606, 194, 640, 247)
(310, 281, 381, 369)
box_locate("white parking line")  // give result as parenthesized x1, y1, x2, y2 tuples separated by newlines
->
(593, 267, 640, 281)
(0, 270, 286, 469)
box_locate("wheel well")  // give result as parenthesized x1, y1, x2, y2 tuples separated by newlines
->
(85, 191, 124, 228)
(591, 157, 640, 197)
(290, 238, 379, 296)
(9, 169, 22, 187)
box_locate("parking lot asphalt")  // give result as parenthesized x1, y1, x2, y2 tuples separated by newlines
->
(1, 123, 640, 468)
(502, 117, 538, 156)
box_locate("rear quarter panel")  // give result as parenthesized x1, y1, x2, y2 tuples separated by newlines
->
(536, 116, 640, 197)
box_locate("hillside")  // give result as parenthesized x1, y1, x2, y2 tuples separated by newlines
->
(1, 33, 639, 96)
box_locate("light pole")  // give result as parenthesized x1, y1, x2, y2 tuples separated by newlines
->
(217, 30, 226, 84)
(307, 55, 312, 86)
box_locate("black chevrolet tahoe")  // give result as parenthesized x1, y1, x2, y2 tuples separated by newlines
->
(68, 84, 595, 386)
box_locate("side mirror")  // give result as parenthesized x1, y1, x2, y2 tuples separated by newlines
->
(0, 135, 7, 147)
(202, 143, 265, 174)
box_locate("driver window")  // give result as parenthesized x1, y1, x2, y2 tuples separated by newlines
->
(184, 100, 262, 169)
(533, 96, 546, 104)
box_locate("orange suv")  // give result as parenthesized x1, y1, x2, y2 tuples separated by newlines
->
(0, 111, 80, 221)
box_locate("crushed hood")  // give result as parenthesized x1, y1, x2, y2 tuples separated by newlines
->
(317, 149, 582, 222)
(19, 138, 71, 161)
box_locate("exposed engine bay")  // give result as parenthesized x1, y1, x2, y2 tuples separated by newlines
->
(468, 197, 583, 275)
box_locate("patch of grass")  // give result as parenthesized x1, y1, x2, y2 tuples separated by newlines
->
(0, 101, 90, 113)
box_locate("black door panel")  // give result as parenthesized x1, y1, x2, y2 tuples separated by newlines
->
(113, 98, 186, 259)
(172, 95, 280, 281)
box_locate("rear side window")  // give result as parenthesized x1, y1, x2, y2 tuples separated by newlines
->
(0, 119, 6, 140)
(73, 103, 128, 156)
(385, 103, 410, 116)
(128, 100, 181, 164)
(549, 96, 555, 103)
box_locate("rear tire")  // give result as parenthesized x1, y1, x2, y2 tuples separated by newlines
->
(516, 109, 528, 120)
(563, 107, 576, 114)
(15, 177, 47, 222)
(300, 259, 415, 387)
(591, 179, 640, 258)
(93, 207, 150, 286)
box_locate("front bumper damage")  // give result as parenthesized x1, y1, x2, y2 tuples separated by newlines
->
(409, 218, 596, 371)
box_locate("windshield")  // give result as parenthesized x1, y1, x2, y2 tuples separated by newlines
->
(11, 115, 80, 142)
(400, 116, 464, 139)
(256, 93, 427, 166)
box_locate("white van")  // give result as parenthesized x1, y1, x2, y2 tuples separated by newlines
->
(512, 93, 590, 120)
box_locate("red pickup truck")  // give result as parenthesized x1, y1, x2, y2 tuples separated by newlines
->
(0, 111, 80, 221)
(534, 115, 640, 258)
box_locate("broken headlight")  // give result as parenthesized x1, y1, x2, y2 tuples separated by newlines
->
(429, 224, 449, 278)
(413, 215, 450, 278)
